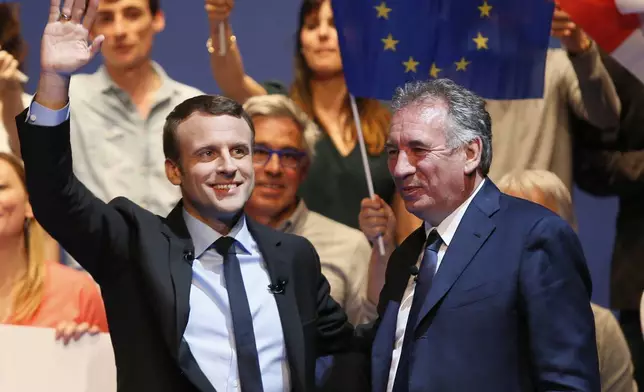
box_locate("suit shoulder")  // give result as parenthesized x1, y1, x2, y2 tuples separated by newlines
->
(499, 193, 569, 227)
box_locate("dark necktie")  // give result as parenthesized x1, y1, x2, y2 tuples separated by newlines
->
(213, 236, 264, 392)
(392, 230, 443, 392)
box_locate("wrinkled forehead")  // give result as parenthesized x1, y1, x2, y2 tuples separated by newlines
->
(389, 102, 449, 145)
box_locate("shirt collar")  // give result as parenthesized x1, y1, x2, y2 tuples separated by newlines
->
(95, 61, 177, 99)
(424, 178, 486, 246)
(182, 209, 254, 258)
(276, 199, 309, 234)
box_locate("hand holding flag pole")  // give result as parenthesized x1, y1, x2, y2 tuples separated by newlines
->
(219, 22, 226, 56)
(350, 94, 386, 256)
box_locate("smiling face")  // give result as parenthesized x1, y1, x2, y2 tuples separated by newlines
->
(245, 116, 308, 225)
(92, 0, 165, 72)
(386, 102, 481, 225)
(0, 158, 32, 243)
(298, 0, 343, 78)
(165, 113, 255, 223)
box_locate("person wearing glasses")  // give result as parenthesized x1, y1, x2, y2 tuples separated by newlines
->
(243, 95, 374, 326)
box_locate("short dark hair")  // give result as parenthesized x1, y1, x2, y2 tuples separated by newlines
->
(148, 0, 160, 15)
(163, 95, 255, 163)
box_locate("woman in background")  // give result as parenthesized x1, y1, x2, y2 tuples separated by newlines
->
(204, 0, 420, 242)
(0, 3, 31, 154)
(0, 153, 108, 342)
(498, 169, 637, 392)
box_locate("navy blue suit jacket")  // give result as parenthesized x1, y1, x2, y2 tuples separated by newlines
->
(365, 180, 600, 392)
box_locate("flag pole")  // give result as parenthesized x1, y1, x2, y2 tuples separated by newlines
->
(350, 94, 385, 256)
(218, 22, 226, 56)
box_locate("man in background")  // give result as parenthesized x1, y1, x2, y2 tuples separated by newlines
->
(242, 94, 374, 325)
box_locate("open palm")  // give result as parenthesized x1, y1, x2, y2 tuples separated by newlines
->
(41, 0, 103, 76)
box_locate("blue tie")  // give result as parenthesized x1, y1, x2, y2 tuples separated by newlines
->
(392, 230, 443, 392)
(213, 237, 264, 392)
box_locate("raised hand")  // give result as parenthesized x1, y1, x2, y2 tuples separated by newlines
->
(359, 195, 397, 250)
(205, 0, 234, 24)
(41, 0, 104, 76)
(551, 5, 591, 54)
(0, 49, 21, 93)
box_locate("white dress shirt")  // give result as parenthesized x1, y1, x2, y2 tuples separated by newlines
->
(386, 179, 486, 392)
(182, 211, 290, 392)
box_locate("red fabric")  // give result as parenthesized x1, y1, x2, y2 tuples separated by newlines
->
(558, 0, 640, 52)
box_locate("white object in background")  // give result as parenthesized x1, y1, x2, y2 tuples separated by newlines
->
(0, 325, 116, 392)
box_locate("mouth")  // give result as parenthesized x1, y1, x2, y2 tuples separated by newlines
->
(400, 185, 424, 198)
(210, 182, 243, 195)
(256, 183, 285, 189)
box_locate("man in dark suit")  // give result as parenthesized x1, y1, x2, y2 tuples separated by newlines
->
(16, 0, 352, 391)
(357, 78, 600, 391)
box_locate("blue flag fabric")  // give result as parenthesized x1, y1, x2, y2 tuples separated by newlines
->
(331, 0, 554, 100)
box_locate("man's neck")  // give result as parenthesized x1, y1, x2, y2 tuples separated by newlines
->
(105, 61, 161, 116)
(425, 173, 484, 228)
(245, 200, 300, 230)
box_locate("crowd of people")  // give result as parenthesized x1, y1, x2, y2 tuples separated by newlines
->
(1, 0, 643, 391)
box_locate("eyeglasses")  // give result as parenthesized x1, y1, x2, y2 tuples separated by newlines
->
(253, 145, 307, 169)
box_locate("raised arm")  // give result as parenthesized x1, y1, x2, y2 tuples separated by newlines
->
(204, 0, 267, 103)
(0, 49, 26, 155)
(553, 7, 621, 131)
(18, 0, 130, 283)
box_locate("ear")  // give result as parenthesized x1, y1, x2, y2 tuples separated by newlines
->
(463, 137, 482, 175)
(24, 201, 34, 220)
(152, 10, 166, 33)
(165, 159, 182, 186)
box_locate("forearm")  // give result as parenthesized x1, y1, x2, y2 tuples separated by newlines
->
(1, 86, 25, 156)
(568, 42, 621, 130)
(207, 21, 266, 103)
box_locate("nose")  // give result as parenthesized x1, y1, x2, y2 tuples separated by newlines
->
(318, 21, 331, 39)
(391, 150, 416, 180)
(112, 15, 126, 38)
(263, 153, 282, 176)
(217, 151, 237, 177)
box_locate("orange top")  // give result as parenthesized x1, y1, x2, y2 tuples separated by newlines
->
(6, 261, 109, 332)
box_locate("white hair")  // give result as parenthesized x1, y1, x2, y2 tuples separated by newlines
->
(243, 95, 321, 161)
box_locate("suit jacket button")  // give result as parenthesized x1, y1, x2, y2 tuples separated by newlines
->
(183, 250, 194, 261)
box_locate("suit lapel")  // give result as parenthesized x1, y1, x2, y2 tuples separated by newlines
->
(246, 219, 306, 392)
(414, 180, 500, 331)
(162, 202, 215, 392)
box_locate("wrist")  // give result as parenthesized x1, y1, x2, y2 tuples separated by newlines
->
(35, 71, 70, 110)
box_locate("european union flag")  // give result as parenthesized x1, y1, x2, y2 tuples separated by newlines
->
(331, 0, 554, 100)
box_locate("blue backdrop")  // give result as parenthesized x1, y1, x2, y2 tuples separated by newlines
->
(17, 1, 617, 308)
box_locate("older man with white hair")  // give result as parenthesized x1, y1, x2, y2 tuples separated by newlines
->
(243, 94, 374, 325)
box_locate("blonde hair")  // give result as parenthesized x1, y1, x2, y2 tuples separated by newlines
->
(497, 169, 577, 230)
(0, 152, 47, 323)
(243, 94, 322, 161)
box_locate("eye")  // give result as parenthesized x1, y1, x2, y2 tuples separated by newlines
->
(231, 146, 249, 159)
(385, 147, 399, 157)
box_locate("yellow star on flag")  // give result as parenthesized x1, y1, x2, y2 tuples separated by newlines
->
(455, 57, 471, 71)
(478, 1, 493, 17)
(429, 63, 442, 78)
(382, 34, 399, 51)
(403, 57, 419, 73)
(473, 33, 489, 50)
(374, 2, 392, 19)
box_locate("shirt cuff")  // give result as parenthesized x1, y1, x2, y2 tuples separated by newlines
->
(26, 99, 70, 127)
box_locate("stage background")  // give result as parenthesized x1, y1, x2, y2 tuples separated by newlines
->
(17, 1, 618, 308)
